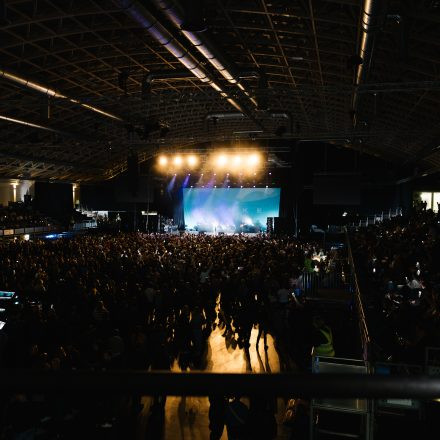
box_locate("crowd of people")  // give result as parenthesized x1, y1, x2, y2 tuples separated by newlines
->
(352, 207, 440, 364)
(0, 204, 54, 230)
(0, 232, 337, 438)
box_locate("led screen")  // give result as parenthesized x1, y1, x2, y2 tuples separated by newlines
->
(183, 188, 280, 233)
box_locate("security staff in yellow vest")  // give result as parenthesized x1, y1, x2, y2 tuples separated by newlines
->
(312, 316, 335, 357)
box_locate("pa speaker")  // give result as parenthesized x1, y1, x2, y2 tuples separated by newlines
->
(273, 217, 293, 235)
(127, 152, 139, 197)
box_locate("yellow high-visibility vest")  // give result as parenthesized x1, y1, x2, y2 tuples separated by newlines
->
(314, 326, 335, 357)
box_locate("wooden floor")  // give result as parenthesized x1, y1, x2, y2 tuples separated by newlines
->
(137, 325, 291, 439)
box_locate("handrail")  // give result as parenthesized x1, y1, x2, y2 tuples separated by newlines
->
(345, 227, 371, 361)
(0, 370, 439, 398)
(349, 207, 402, 228)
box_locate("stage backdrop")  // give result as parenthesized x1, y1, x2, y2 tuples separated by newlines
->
(183, 188, 280, 233)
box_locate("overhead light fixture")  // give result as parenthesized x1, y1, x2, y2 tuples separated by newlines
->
(158, 156, 168, 166)
(187, 155, 198, 167)
(173, 156, 183, 166)
(248, 153, 260, 166)
(216, 154, 227, 168)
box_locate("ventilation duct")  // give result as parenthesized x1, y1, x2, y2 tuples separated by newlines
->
(119, 0, 264, 128)
(0, 114, 72, 135)
(352, 0, 384, 125)
(205, 112, 245, 121)
(152, 0, 258, 108)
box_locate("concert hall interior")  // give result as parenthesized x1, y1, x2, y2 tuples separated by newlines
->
(1, 0, 440, 439)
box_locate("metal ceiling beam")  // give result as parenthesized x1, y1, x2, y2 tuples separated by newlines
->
(0, 68, 123, 121)
(0, 149, 103, 172)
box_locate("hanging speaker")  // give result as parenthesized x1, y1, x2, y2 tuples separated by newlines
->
(127, 151, 139, 197)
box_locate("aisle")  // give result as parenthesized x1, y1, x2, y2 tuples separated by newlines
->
(137, 325, 291, 439)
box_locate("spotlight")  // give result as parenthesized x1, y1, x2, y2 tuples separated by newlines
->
(248, 153, 260, 165)
(160, 126, 170, 138)
(240, 185, 243, 188)
(141, 75, 151, 100)
(266, 185, 268, 188)
(216, 154, 228, 168)
(233, 155, 242, 167)
(173, 156, 183, 166)
(187, 155, 198, 167)
(158, 156, 168, 166)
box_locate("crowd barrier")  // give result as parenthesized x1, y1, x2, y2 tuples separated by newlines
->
(0, 225, 58, 237)
(302, 270, 350, 296)
(0, 221, 97, 237)
(72, 221, 97, 230)
(349, 207, 402, 228)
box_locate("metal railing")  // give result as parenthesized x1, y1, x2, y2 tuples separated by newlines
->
(0, 224, 59, 237)
(345, 228, 371, 361)
(349, 207, 402, 228)
(0, 370, 439, 398)
(302, 270, 350, 297)
(72, 220, 97, 230)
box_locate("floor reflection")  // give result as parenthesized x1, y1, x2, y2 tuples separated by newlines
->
(137, 325, 290, 439)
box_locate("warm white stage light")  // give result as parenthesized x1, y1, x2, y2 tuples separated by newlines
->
(233, 155, 242, 166)
(248, 153, 260, 165)
(216, 154, 228, 168)
(158, 156, 168, 166)
(187, 155, 198, 167)
(173, 156, 183, 166)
